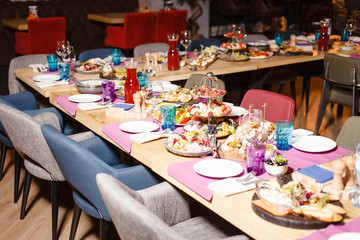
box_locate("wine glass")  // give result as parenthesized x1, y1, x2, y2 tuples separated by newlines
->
(62, 45, 76, 65)
(143, 56, 156, 79)
(180, 30, 192, 60)
(144, 81, 164, 121)
(56, 40, 69, 61)
(346, 19, 357, 38)
(241, 109, 264, 142)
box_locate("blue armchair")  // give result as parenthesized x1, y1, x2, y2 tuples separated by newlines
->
(78, 48, 125, 62)
(41, 124, 161, 240)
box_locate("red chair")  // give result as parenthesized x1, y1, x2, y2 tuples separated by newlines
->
(154, 10, 187, 43)
(15, 17, 66, 55)
(240, 89, 295, 122)
(105, 12, 155, 50)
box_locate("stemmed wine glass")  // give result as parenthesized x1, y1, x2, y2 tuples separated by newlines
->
(180, 30, 192, 60)
(62, 45, 76, 65)
(241, 109, 264, 142)
(56, 40, 69, 61)
(346, 19, 357, 38)
(144, 81, 164, 121)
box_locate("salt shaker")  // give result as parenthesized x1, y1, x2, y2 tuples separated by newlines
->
(343, 155, 356, 187)
(332, 159, 346, 191)
(290, 34, 296, 47)
(133, 92, 142, 113)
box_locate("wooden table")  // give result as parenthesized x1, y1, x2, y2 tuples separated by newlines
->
(1, 18, 28, 31)
(45, 89, 360, 240)
(87, 12, 128, 24)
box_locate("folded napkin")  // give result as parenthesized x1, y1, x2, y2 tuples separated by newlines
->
(154, 81, 179, 92)
(112, 104, 134, 111)
(77, 102, 113, 111)
(296, 217, 360, 240)
(36, 80, 69, 88)
(350, 54, 360, 59)
(208, 174, 259, 197)
(29, 64, 48, 72)
(130, 129, 175, 144)
(297, 165, 333, 183)
(296, 35, 308, 41)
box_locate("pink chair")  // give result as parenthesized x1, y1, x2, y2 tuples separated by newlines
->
(154, 10, 187, 43)
(240, 89, 295, 122)
(105, 12, 155, 50)
(15, 17, 66, 55)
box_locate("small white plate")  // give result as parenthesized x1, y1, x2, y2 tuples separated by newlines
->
(193, 159, 243, 178)
(33, 74, 60, 82)
(328, 232, 360, 240)
(292, 135, 336, 153)
(228, 106, 248, 117)
(340, 46, 357, 51)
(119, 121, 159, 133)
(68, 94, 102, 103)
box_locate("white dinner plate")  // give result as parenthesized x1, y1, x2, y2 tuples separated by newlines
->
(328, 232, 360, 240)
(228, 106, 248, 117)
(68, 94, 102, 103)
(119, 121, 159, 133)
(292, 135, 337, 153)
(33, 74, 60, 82)
(193, 158, 243, 178)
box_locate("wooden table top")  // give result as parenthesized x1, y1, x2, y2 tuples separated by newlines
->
(87, 12, 128, 24)
(45, 89, 360, 240)
(1, 18, 28, 31)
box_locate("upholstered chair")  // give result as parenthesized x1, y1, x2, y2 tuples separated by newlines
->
(41, 124, 161, 240)
(154, 10, 187, 43)
(96, 173, 249, 240)
(187, 38, 221, 52)
(133, 43, 169, 58)
(336, 116, 360, 152)
(78, 48, 125, 62)
(240, 89, 295, 122)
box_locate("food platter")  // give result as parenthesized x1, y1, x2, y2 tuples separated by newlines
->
(74, 66, 101, 74)
(163, 139, 213, 157)
(218, 52, 249, 62)
(248, 50, 274, 59)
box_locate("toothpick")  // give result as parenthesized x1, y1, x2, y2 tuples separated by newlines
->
(262, 103, 267, 120)
(248, 104, 253, 112)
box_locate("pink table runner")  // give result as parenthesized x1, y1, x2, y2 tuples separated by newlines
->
(56, 95, 124, 116)
(102, 118, 183, 153)
(296, 217, 360, 240)
(167, 146, 352, 201)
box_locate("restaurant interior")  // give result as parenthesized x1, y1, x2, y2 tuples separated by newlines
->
(1, 0, 360, 239)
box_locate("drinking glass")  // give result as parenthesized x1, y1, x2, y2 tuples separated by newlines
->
(144, 81, 164, 121)
(346, 19, 357, 37)
(47, 54, 58, 72)
(111, 49, 121, 65)
(160, 105, 176, 131)
(180, 30, 192, 59)
(275, 120, 294, 151)
(62, 45, 76, 65)
(58, 63, 70, 81)
(56, 40, 69, 60)
(275, 33, 283, 46)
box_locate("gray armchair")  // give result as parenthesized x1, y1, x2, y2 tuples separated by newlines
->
(336, 116, 360, 152)
(133, 43, 169, 58)
(96, 173, 249, 240)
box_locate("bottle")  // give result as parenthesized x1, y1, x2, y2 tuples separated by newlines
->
(351, 141, 360, 208)
(124, 58, 139, 104)
(318, 21, 329, 51)
(324, 18, 332, 36)
(167, 34, 180, 71)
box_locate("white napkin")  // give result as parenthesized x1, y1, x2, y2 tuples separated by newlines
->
(296, 35, 308, 41)
(29, 64, 48, 72)
(130, 130, 172, 144)
(77, 103, 113, 111)
(36, 80, 69, 88)
(208, 174, 258, 197)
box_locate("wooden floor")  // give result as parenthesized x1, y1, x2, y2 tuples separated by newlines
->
(0, 76, 352, 240)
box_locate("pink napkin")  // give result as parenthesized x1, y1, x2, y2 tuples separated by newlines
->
(296, 217, 360, 240)
(167, 158, 272, 201)
(102, 119, 183, 153)
(281, 146, 352, 171)
(350, 54, 360, 59)
(56, 95, 124, 116)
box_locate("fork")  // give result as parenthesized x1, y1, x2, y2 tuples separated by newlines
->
(236, 170, 256, 183)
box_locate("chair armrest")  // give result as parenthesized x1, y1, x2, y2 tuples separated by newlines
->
(137, 181, 191, 226)
(68, 131, 96, 142)
(32, 112, 61, 131)
(3, 91, 37, 110)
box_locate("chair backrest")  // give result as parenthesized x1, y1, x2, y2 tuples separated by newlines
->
(184, 74, 225, 101)
(134, 43, 169, 57)
(336, 116, 360, 152)
(240, 89, 295, 122)
(324, 53, 360, 85)
(154, 10, 187, 43)
(123, 12, 156, 49)
(0, 103, 64, 181)
(28, 17, 66, 54)
(96, 173, 185, 240)
(187, 38, 222, 52)
(8, 54, 51, 94)
(78, 48, 124, 62)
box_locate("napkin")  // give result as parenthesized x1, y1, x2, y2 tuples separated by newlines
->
(112, 104, 134, 111)
(130, 129, 173, 144)
(297, 165, 333, 183)
(29, 64, 48, 72)
(208, 174, 259, 197)
(155, 81, 179, 92)
(36, 80, 69, 88)
(77, 102, 113, 111)
(350, 54, 360, 60)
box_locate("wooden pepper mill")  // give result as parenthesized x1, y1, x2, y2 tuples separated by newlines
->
(332, 159, 346, 191)
(138, 89, 147, 111)
(133, 92, 142, 113)
(343, 154, 356, 187)
(152, 52, 159, 71)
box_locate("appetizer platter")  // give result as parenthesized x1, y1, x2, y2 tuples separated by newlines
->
(189, 100, 232, 118)
(101, 65, 127, 80)
(220, 42, 247, 50)
(74, 59, 102, 74)
(252, 179, 346, 229)
(218, 52, 249, 62)
(247, 50, 273, 59)
(163, 88, 197, 104)
(188, 53, 217, 70)
(191, 85, 226, 98)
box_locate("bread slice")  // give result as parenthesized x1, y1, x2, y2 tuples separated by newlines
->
(324, 203, 347, 215)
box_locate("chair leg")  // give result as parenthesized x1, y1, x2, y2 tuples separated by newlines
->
(337, 104, 343, 117)
(99, 219, 109, 240)
(20, 170, 32, 219)
(278, 83, 285, 94)
(305, 76, 310, 113)
(14, 152, 21, 203)
(69, 203, 82, 240)
(0, 143, 7, 181)
(315, 81, 331, 135)
(51, 181, 60, 240)
(290, 81, 296, 114)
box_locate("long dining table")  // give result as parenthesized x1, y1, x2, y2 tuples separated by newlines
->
(13, 49, 360, 239)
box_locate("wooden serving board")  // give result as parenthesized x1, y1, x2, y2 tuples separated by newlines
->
(217, 146, 245, 162)
(251, 194, 344, 229)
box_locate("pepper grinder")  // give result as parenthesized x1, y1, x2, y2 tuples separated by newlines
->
(290, 34, 296, 47)
(332, 159, 346, 191)
(343, 155, 356, 187)
(152, 52, 159, 71)
(139, 89, 147, 111)
(133, 92, 142, 113)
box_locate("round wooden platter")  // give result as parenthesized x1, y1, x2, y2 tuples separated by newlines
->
(251, 194, 344, 229)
